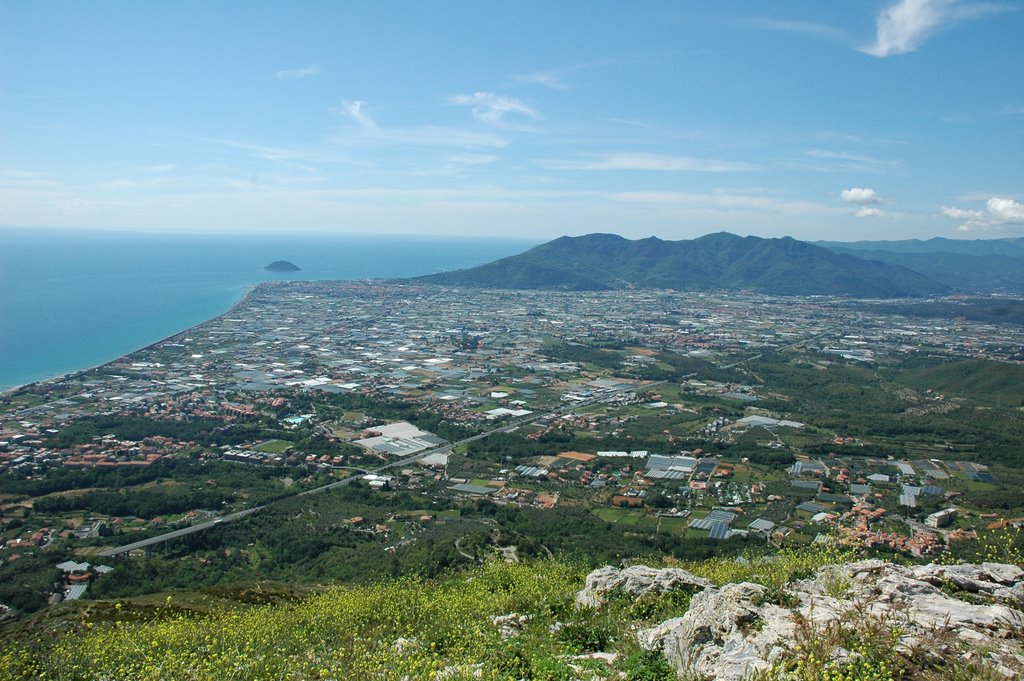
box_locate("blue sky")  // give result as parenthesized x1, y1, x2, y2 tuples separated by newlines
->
(2, 1, 1022, 241)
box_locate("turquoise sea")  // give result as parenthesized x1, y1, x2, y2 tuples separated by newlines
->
(0, 228, 538, 391)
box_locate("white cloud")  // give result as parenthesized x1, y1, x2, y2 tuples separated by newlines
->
(841, 187, 881, 204)
(276, 64, 321, 79)
(987, 197, 1024, 224)
(855, 207, 886, 218)
(543, 153, 757, 173)
(943, 196, 1024, 231)
(861, 0, 1009, 57)
(448, 92, 541, 126)
(941, 205, 984, 220)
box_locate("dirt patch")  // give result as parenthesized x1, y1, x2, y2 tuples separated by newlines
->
(535, 493, 558, 509)
(557, 451, 595, 462)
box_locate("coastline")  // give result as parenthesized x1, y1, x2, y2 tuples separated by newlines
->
(0, 283, 261, 398)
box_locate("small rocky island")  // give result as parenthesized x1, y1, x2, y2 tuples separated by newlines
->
(264, 260, 301, 272)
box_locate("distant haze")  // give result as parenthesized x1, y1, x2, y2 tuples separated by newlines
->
(1, 2, 1021, 240)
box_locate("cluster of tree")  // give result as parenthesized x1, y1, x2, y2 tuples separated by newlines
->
(0, 551, 66, 614)
(1, 459, 307, 501)
(0, 459, 182, 496)
(856, 299, 1024, 328)
(86, 481, 764, 602)
(33, 486, 235, 518)
(538, 341, 623, 369)
(464, 430, 668, 464)
(740, 449, 797, 467)
(44, 415, 227, 448)
(287, 391, 478, 443)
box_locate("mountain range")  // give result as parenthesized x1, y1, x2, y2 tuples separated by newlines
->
(816, 237, 1024, 293)
(416, 232, 1024, 297)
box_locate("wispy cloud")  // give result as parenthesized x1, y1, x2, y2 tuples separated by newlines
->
(329, 99, 509, 148)
(861, 0, 1010, 57)
(275, 64, 321, 79)
(0, 169, 61, 189)
(102, 177, 172, 191)
(792, 149, 903, 174)
(943, 197, 1024, 231)
(417, 153, 501, 176)
(514, 71, 569, 90)
(743, 17, 850, 43)
(205, 137, 345, 165)
(512, 59, 633, 91)
(940, 103, 1024, 123)
(447, 92, 541, 126)
(543, 153, 757, 173)
(841, 187, 881, 204)
(855, 207, 886, 217)
(337, 100, 377, 129)
(606, 190, 837, 216)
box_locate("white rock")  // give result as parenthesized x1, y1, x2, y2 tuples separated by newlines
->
(638, 582, 794, 681)
(608, 560, 1024, 681)
(575, 564, 712, 608)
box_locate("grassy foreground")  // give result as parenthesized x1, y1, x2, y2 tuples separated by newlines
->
(0, 539, 1018, 680)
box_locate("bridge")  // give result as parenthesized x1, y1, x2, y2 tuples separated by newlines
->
(95, 508, 260, 557)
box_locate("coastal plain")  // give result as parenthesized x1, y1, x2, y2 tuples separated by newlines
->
(2, 281, 1024, 614)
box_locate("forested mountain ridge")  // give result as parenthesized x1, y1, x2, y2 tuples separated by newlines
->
(416, 232, 948, 297)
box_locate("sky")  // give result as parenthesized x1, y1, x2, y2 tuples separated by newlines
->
(1, 0, 1022, 242)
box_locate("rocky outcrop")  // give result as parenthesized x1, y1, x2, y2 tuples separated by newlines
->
(575, 564, 712, 608)
(637, 582, 796, 680)
(579, 561, 1024, 681)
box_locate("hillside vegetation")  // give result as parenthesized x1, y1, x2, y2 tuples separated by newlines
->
(3, 535, 1022, 680)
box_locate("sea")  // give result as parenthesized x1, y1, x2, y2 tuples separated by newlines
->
(0, 228, 539, 391)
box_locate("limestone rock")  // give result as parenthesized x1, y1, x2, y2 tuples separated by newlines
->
(615, 560, 1024, 680)
(638, 582, 794, 681)
(575, 564, 712, 608)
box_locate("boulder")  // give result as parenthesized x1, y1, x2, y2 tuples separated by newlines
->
(575, 564, 712, 608)
(615, 561, 1024, 680)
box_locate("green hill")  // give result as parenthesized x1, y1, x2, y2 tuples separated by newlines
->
(817, 236, 1024, 292)
(823, 249, 1024, 293)
(896, 358, 1024, 404)
(817, 236, 1024, 257)
(415, 232, 946, 297)
(264, 260, 301, 272)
